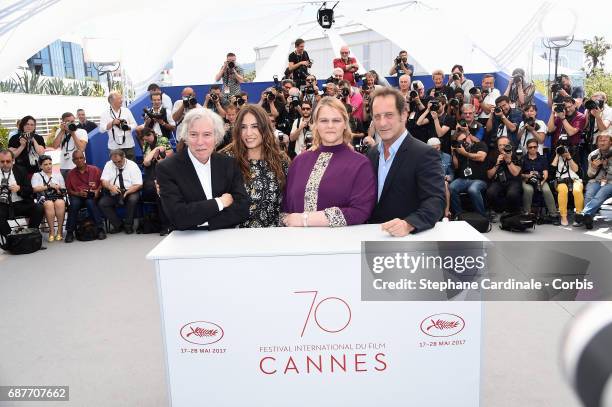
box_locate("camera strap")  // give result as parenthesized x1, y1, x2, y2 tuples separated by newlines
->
(1, 170, 11, 184)
(110, 107, 126, 146)
(557, 158, 570, 179)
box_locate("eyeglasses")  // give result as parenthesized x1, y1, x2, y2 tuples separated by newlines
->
(0, 160, 12, 163)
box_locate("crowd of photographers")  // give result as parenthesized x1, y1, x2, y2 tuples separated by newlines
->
(1, 41, 611, 248)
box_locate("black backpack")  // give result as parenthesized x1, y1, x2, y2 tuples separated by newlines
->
(0, 227, 43, 254)
(458, 212, 491, 233)
(500, 212, 536, 232)
(138, 211, 161, 234)
(75, 219, 98, 241)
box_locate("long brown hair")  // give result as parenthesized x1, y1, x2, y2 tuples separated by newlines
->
(311, 96, 353, 149)
(221, 104, 288, 188)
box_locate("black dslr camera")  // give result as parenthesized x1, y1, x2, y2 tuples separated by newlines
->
(449, 98, 460, 108)
(67, 122, 78, 132)
(554, 103, 565, 113)
(430, 100, 440, 112)
(556, 136, 571, 156)
(524, 117, 540, 131)
(143, 108, 163, 121)
(341, 88, 350, 98)
(527, 172, 543, 192)
(550, 76, 563, 93)
(118, 119, 130, 131)
(352, 136, 369, 154)
(494, 106, 502, 114)
(584, 99, 605, 111)
(288, 95, 300, 108)
(264, 91, 276, 102)
(513, 74, 523, 84)
(353, 72, 363, 83)
(0, 178, 11, 205)
(452, 73, 461, 81)
(304, 132, 314, 150)
(182, 95, 197, 108)
(227, 61, 235, 69)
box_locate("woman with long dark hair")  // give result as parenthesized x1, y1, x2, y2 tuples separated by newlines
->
(222, 104, 289, 227)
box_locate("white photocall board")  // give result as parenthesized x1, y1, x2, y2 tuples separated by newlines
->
(147, 223, 485, 407)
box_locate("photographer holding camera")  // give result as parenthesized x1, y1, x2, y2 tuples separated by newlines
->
(52, 112, 88, 180)
(552, 137, 583, 226)
(426, 69, 454, 100)
(456, 104, 485, 142)
(337, 80, 364, 122)
(520, 138, 558, 219)
(547, 97, 586, 146)
(204, 85, 227, 117)
(485, 136, 522, 214)
(575, 132, 612, 229)
(417, 97, 454, 153)
(99, 149, 142, 234)
(449, 129, 489, 217)
(269, 114, 290, 150)
(142, 128, 172, 235)
(146, 84, 173, 111)
(290, 101, 314, 155)
(8, 116, 46, 177)
(64, 150, 105, 243)
(547, 74, 584, 109)
(333, 46, 359, 86)
(472, 74, 500, 125)
(517, 104, 546, 155)
(302, 75, 321, 108)
(504, 68, 535, 109)
(287, 38, 312, 89)
(214, 52, 244, 98)
(448, 65, 475, 103)
(583, 92, 612, 147)
(0, 149, 44, 241)
(140, 92, 176, 145)
(172, 87, 202, 138)
(99, 91, 138, 160)
(31, 155, 66, 242)
(389, 50, 414, 78)
(485, 95, 523, 148)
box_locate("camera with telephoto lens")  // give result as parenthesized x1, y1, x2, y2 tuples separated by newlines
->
(430, 100, 440, 111)
(524, 117, 540, 131)
(361, 83, 369, 93)
(353, 72, 363, 83)
(494, 106, 502, 114)
(352, 136, 369, 154)
(67, 122, 78, 132)
(0, 178, 11, 205)
(556, 136, 570, 156)
(468, 86, 481, 95)
(409, 90, 418, 99)
(265, 91, 276, 102)
(341, 88, 350, 98)
(288, 96, 300, 108)
(451, 139, 469, 149)
(527, 172, 543, 192)
(304, 85, 316, 95)
(449, 98, 460, 108)
(452, 73, 461, 81)
(182, 95, 197, 108)
(584, 99, 605, 111)
(227, 61, 235, 69)
(118, 119, 130, 131)
(458, 119, 468, 127)
(143, 108, 163, 121)
(304, 132, 314, 150)
(503, 144, 513, 155)
(551, 77, 562, 93)
(591, 150, 611, 161)
(513, 74, 523, 84)
(554, 103, 565, 113)
(233, 97, 245, 107)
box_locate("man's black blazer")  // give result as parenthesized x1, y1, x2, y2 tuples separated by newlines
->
(156, 149, 249, 230)
(6, 165, 35, 201)
(367, 134, 445, 233)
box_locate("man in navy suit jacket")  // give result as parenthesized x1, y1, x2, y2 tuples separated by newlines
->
(156, 108, 248, 230)
(367, 88, 445, 236)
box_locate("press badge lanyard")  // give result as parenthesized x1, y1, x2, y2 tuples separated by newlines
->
(110, 107, 126, 145)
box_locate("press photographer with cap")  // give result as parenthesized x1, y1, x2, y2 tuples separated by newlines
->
(504, 68, 535, 109)
(99, 91, 138, 160)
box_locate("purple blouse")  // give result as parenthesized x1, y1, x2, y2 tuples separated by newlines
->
(282, 143, 376, 226)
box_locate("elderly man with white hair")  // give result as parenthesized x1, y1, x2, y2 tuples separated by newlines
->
(156, 108, 249, 230)
(99, 91, 138, 159)
(333, 46, 359, 86)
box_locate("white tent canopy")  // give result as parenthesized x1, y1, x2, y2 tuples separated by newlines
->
(0, 0, 607, 93)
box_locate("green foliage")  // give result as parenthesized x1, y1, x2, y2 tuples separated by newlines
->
(46, 77, 67, 95)
(15, 71, 47, 93)
(0, 126, 9, 149)
(0, 79, 19, 93)
(243, 70, 256, 82)
(46, 126, 59, 147)
(584, 36, 611, 76)
(585, 71, 612, 104)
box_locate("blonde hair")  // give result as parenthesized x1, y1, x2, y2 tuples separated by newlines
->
(311, 96, 353, 149)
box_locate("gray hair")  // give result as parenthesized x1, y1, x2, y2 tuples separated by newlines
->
(107, 91, 122, 104)
(461, 103, 475, 113)
(179, 107, 225, 147)
(109, 149, 125, 158)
